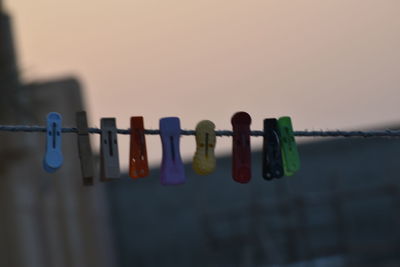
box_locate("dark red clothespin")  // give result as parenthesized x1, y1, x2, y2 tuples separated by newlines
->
(129, 116, 149, 178)
(231, 112, 252, 184)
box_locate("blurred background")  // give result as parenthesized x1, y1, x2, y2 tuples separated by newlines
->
(1, 0, 400, 266)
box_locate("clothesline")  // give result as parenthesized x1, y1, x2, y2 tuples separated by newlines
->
(0, 125, 399, 137)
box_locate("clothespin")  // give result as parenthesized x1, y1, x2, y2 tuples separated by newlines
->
(159, 117, 185, 185)
(76, 111, 94, 185)
(100, 118, 120, 181)
(278, 116, 300, 176)
(129, 116, 149, 178)
(262, 118, 284, 180)
(231, 112, 252, 184)
(43, 112, 63, 173)
(193, 120, 216, 175)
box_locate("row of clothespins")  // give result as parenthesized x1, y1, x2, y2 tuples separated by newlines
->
(43, 111, 300, 186)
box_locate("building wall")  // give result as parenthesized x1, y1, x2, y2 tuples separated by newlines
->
(0, 3, 19, 88)
(107, 136, 400, 267)
(1, 5, 118, 266)
(0, 78, 118, 267)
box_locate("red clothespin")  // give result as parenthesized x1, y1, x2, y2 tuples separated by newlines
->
(129, 116, 149, 178)
(231, 112, 252, 184)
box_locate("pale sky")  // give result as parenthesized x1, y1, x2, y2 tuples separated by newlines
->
(5, 0, 400, 169)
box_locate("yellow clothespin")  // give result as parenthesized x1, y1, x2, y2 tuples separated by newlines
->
(193, 120, 216, 175)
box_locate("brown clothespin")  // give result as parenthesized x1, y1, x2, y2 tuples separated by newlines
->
(100, 118, 120, 181)
(76, 111, 94, 186)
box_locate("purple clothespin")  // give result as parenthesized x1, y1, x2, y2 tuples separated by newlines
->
(159, 117, 186, 185)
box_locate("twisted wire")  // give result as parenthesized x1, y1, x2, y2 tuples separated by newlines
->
(0, 125, 399, 138)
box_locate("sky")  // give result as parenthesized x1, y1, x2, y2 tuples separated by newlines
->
(4, 0, 400, 169)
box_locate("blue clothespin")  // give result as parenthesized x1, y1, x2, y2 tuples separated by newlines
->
(43, 112, 63, 173)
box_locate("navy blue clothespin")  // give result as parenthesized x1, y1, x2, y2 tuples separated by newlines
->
(43, 112, 63, 173)
(262, 118, 284, 180)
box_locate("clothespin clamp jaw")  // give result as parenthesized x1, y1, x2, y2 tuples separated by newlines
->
(43, 112, 63, 173)
(76, 111, 94, 185)
(100, 118, 120, 181)
(129, 116, 149, 178)
(278, 116, 300, 176)
(231, 112, 252, 184)
(159, 117, 186, 185)
(262, 118, 284, 180)
(193, 120, 216, 175)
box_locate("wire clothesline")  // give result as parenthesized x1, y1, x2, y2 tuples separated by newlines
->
(0, 125, 399, 137)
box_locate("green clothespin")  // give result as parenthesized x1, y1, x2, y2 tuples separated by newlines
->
(278, 116, 300, 176)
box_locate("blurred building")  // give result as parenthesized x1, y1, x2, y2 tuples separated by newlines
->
(0, 3, 117, 267)
(107, 136, 400, 267)
(3, 2, 400, 267)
